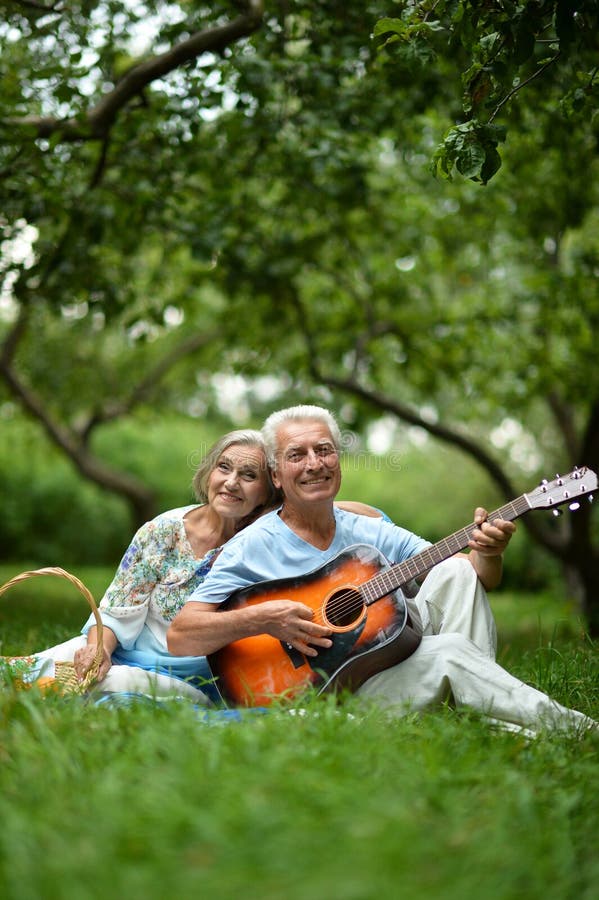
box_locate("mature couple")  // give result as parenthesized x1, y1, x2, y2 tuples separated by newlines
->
(8, 405, 597, 733)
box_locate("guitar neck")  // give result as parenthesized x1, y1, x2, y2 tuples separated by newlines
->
(361, 494, 531, 605)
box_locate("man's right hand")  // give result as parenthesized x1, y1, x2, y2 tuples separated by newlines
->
(260, 600, 333, 657)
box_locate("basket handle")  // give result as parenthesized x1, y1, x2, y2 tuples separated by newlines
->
(0, 566, 105, 684)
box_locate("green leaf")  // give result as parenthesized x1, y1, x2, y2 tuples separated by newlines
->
(479, 145, 502, 184)
(456, 140, 486, 178)
(373, 18, 407, 38)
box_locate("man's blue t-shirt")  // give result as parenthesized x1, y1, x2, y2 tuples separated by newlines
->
(187, 507, 430, 606)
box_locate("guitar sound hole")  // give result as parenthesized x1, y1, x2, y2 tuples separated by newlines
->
(324, 588, 365, 628)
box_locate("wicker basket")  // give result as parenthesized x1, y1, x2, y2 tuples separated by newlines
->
(0, 566, 104, 693)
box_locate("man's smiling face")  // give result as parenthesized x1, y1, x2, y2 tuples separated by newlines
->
(272, 419, 341, 507)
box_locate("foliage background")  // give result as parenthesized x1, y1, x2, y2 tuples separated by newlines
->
(0, 2, 597, 626)
(0, 411, 563, 599)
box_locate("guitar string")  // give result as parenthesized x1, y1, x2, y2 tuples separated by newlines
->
(320, 587, 365, 625)
(321, 534, 480, 622)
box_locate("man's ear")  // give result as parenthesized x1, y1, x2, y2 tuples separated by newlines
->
(272, 469, 282, 489)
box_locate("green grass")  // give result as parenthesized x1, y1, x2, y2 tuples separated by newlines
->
(0, 564, 598, 900)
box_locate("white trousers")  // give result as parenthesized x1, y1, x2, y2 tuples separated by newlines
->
(32, 635, 211, 704)
(357, 558, 595, 733)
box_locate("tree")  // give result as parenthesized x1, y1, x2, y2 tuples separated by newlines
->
(0, 1, 598, 629)
(374, 0, 599, 183)
(1, 0, 265, 523)
(167, 1, 599, 628)
(197, 93, 599, 628)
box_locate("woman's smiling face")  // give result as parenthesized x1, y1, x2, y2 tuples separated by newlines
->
(207, 443, 271, 520)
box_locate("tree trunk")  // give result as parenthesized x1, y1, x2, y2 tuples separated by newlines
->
(68, 448, 158, 532)
(566, 558, 599, 639)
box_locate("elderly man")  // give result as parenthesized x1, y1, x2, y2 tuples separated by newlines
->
(168, 405, 595, 733)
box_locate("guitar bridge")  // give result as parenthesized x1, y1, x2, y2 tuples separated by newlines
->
(281, 641, 307, 669)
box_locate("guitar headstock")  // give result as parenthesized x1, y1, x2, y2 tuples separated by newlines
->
(524, 467, 597, 513)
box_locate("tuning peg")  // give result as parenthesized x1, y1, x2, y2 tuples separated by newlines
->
(569, 502, 580, 511)
(552, 508, 563, 517)
(589, 494, 595, 504)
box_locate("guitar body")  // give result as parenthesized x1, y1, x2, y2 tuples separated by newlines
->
(208, 544, 422, 707)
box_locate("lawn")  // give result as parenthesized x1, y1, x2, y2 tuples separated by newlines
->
(0, 564, 597, 900)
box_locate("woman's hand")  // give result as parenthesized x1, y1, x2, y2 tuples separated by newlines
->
(73, 643, 112, 682)
(73, 625, 118, 682)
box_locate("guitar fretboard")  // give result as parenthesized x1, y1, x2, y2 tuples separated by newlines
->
(360, 495, 531, 605)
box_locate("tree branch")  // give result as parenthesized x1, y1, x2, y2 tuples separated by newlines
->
(488, 53, 560, 124)
(0, 302, 30, 368)
(13, 0, 62, 11)
(312, 367, 570, 556)
(81, 328, 220, 440)
(0, 309, 220, 522)
(287, 281, 576, 557)
(0, 344, 154, 512)
(89, 134, 111, 189)
(5, 0, 265, 142)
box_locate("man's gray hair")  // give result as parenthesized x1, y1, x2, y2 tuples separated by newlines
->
(262, 405, 341, 466)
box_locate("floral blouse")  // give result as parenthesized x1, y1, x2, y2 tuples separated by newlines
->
(83, 505, 219, 652)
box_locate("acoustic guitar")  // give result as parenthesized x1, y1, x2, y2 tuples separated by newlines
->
(208, 467, 596, 707)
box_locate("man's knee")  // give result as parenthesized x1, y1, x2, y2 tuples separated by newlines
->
(418, 556, 481, 610)
(425, 631, 474, 661)
(428, 556, 477, 585)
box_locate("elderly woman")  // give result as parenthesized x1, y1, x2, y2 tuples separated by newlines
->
(6, 430, 276, 702)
